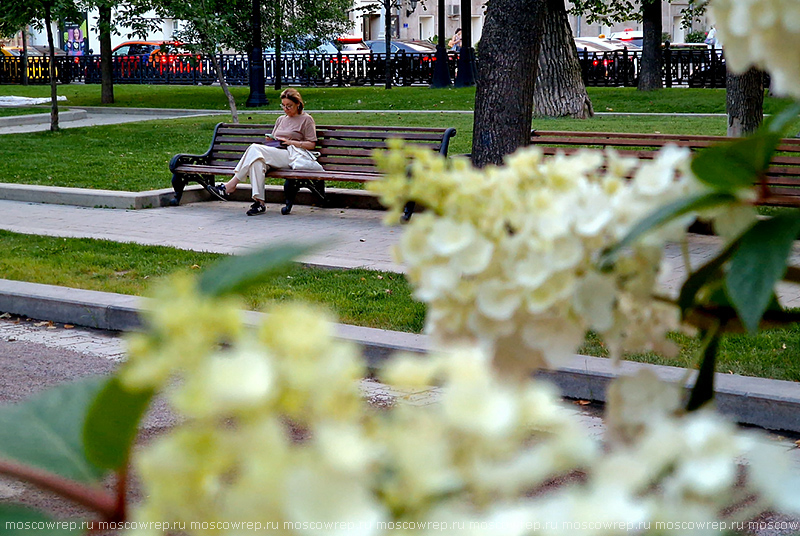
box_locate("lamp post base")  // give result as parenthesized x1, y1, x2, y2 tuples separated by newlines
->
(430, 44, 451, 88)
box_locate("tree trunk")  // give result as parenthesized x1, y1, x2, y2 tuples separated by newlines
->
(44, 4, 59, 132)
(99, 4, 114, 104)
(274, 34, 282, 90)
(726, 67, 764, 137)
(212, 53, 239, 124)
(534, 0, 593, 118)
(472, 0, 545, 166)
(21, 32, 28, 86)
(637, 0, 662, 91)
(384, 0, 392, 89)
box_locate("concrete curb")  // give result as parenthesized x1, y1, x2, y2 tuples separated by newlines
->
(0, 183, 385, 211)
(0, 109, 87, 127)
(1, 278, 798, 433)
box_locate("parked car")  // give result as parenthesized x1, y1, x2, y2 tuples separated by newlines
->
(575, 37, 640, 52)
(364, 39, 439, 85)
(609, 29, 643, 48)
(365, 39, 436, 57)
(111, 40, 202, 76)
(264, 36, 371, 85)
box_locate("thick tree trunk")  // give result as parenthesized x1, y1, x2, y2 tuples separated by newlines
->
(45, 5, 58, 132)
(726, 68, 764, 137)
(472, 0, 545, 166)
(637, 0, 662, 91)
(534, 0, 593, 118)
(99, 5, 114, 104)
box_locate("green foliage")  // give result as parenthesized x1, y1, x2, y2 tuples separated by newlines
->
(0, 505, 76, 536)
(726, 214, 800, 333)
(198, 243, 317, 297)
(685, 30, 706, 43)
(0, 376, 106, 483)
(83, 377, 154, 470)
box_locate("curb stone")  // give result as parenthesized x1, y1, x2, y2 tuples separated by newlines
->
(1, 278, 798, 433)
(0, 183, 385, 211)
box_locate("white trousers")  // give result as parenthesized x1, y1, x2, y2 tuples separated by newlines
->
(233, 144, 292, 201)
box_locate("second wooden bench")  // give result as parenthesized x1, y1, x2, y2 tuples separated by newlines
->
(530, 130, 800, 207)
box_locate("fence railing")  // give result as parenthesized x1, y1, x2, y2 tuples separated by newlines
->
(0, 47, 727, 88)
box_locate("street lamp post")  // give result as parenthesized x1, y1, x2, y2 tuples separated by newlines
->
(454, 0, 476, 86)
(430, 0, 451, 88)
(246, 0, 268, 107)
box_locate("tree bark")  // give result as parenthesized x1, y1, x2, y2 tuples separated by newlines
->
(534, 0, 593, 118)
(210, 53, 239, 123)
(472, 0, 545, 166)
(726, 67, 764, 137)
(637, 0, 662, 91)
(99, 5, 114, 104)
(44, 3, 59, 132)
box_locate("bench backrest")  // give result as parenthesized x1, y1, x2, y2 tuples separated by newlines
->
(530, 130, 800, 206)
(207, 123, 456, 173)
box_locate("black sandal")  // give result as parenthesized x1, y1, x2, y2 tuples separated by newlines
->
(246, 202, 266, 216)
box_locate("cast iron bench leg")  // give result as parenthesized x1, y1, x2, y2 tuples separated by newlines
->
(282, 179, 300, 215)
(170, 173, 186, 206)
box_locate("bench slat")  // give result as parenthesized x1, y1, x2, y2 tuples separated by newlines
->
(531, 129, 800, 207)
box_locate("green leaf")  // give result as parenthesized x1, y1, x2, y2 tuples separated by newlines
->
(691, 102, 800, 193)
(600, 192, 737, 269)
(763, 101, 800, 135)
(0, 504, 77, 536)
(678, 234, 744, 317)
(691, 134, 780, 191)
(725, 213, 800, 333)
(198, 243, 317, 297)
(686, 329, 720, 411)
(0, 377, 106, 484)
(83, 377, 154, 471)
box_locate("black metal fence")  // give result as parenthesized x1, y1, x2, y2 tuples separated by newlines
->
(0, 46, 726, 88)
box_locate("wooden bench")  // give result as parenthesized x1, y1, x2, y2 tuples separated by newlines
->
(530, 130, 800, 207)
(170, 123, 457, 217)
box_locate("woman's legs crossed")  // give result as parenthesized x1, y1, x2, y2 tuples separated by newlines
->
(225, 145, 291, 203)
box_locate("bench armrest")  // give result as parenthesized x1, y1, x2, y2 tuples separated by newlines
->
(169, 122, 226, 173)
(438, 127, 458, 156)
(169, 152, 211, 172)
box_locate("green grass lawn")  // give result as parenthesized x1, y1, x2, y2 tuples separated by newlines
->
(0, 230, 425, 333)
(0, 229, 797, 382)
(0, 107, 48, 118)
(1, 113, 735, 191)
(0, 84, 794, 114)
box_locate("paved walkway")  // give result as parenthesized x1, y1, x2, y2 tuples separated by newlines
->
(2, 198, 800, 306)
(0, 199, 404, 273)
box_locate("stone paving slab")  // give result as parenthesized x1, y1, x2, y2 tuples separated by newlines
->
(0, 199, 404, 273)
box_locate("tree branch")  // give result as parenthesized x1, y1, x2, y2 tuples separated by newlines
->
(0, 458, 116, 519)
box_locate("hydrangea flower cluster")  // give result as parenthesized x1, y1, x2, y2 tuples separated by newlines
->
(709, 0, 800, 98)
(123, 281, 800, 535)
(372, 143, 703, 373)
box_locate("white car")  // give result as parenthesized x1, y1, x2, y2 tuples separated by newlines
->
(608, 29, 643, 48)
(575, 37, 641, 52)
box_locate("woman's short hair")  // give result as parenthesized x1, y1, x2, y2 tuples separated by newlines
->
(280, 88, 304, 113)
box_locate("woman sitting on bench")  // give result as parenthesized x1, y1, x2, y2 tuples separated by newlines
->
(210, 88, 319, 216)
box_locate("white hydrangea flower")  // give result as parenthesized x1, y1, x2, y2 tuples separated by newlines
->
(373, 142, 701, 372)
(709, 0, 800, 98)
